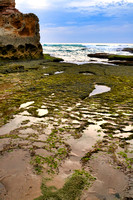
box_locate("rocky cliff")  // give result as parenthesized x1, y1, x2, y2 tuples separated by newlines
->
(0, 0, 43, 59)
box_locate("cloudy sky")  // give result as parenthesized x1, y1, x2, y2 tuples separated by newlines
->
(16, 0, 133, 43)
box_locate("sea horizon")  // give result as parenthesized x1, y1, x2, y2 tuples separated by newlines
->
(42, 42, 133, 45)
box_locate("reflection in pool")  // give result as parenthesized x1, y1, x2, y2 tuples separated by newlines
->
(89, 85, 111, 97)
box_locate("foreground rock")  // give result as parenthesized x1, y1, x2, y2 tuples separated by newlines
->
(0, 0, 43, 60)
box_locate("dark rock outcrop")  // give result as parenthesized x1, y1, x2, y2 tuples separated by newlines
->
(0, 0, 43, 60)
(87, 53, 110, 59)
(87, 53, 133, 60)
(88, 53, 133, 61)
(122, 48, 133, 53)
(87, 53, 133, 65)
(109, 60, 133, 66)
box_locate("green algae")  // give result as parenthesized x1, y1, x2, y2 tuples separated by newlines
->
(30, 127, 71, 174)
(0, 56, 133, 198)
(108, 54, 133, 61)
(34, 170, 95, 200)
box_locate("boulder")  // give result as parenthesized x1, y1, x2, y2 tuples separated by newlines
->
(87, 53, 133, 61)
(87, 53, 109, 59)
(108, 55, 133, 61)
(0, 0, 43, 60)
(122, 48, 133, 53)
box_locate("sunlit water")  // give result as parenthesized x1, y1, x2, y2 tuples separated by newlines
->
(89, 85, 111, 97)
(43, 43, 133, 64)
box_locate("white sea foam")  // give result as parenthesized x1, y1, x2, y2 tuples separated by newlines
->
(42, 43, 133, 64)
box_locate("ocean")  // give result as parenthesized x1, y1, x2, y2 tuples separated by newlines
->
(42, 43, 133, 64)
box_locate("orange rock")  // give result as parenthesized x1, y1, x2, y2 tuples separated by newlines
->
(0, 0, 43, 60)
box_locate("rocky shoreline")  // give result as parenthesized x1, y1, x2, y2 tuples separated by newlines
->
(0, 1, 133, 199)
(0, 56, 133, 200)
(87, 53, 133, 66)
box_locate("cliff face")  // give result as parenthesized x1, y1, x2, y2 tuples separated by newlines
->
(0, 0, 16, 13)
(0, 0, 43, 59)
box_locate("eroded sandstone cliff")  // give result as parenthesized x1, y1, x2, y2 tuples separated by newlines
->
(0, 0, 43, 59)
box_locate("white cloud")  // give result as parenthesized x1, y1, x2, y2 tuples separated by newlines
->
(16, 0, 50, 10)
(15, 0, 133, 11)
(16, 0, 69, 10)
(66, 0, 133, 17)
(125, 0, 133, 2)
(16, 0, 133, 12)
(67, 0, 133, 8)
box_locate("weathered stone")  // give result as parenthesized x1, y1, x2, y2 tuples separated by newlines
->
(122, 48, 133, 53)
(109, 60, 133, 66)
(0, 0, 43, 60)
(87, 53, 133, 62)
(0, 0, 16, 13)
(87, 53, 109, 59)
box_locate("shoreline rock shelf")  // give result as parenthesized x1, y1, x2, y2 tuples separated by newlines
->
(87, 53, 133, 65)
(0, 59, 133, 200)
(0, 0, 43, 60)
(122, 47, 133, 53)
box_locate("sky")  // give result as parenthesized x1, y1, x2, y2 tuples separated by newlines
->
(15, 0, 133, 43)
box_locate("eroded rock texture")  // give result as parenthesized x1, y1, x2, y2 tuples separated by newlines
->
(0, 0, 43, 59)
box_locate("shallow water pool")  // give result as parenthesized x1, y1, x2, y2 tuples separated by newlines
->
(89, 84, 111, 97)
